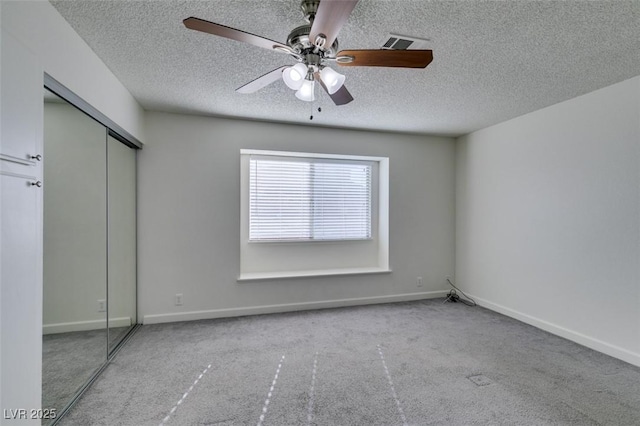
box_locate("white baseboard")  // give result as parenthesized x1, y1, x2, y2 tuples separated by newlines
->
(143, 290, 447, 325)
(470, 295, 640, 368)
(43, 317, 132, 335)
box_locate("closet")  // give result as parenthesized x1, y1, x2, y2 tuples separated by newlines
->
(42, 84, 139, 424)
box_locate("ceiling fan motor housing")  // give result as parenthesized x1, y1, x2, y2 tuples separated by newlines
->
(287, 24, 339, 59)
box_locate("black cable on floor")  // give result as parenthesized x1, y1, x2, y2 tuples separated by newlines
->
(444, 278, 476, 306)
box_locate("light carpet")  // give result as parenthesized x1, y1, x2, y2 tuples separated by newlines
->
(59, 299, 640, 425)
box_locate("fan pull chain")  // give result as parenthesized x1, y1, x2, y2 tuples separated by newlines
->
(310, 105, 322, 121)
(310, 105, 323, 120)
(309, 86, 321, 121)
(309, 81, 323, 120)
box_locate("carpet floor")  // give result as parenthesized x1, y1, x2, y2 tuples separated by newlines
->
(42, 329, 107, 417)
(42, 326, 133, 422)
(58, 299, 640, 425)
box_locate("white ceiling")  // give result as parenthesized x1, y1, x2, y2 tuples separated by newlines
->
(50, 0, 639, 137)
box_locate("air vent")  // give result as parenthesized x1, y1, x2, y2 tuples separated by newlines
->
(467, 374, 493, 387)
(381, 33, 430, 50)
(382, 37, 397, 48)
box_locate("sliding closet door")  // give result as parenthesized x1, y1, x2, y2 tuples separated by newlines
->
(107, 135, 137, 352)
(42, 95, 108, 414)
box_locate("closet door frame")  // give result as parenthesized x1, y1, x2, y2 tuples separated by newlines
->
(44, 74, 142, 426)
(44, 74, 142, 149)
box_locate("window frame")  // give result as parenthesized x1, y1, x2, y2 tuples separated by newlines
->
(239, 149, 390, 280)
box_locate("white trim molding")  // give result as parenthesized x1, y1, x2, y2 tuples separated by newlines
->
(471, 295, 640, 368)
(238, 267, 392, 281)
(143, 290, 447, 325)
(43, 317, 132, 335)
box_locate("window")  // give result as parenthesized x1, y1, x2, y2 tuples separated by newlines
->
(249, 155, 372, 241)
(240, 149, 390, 279)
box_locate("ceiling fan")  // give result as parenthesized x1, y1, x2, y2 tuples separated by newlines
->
(183, 0, 433, 105)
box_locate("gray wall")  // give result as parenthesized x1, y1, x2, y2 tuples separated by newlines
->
(139, 112, 456, 323)
(456, 76, 640, 366)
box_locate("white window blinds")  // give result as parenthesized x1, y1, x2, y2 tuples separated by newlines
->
(249, 156, 372, 241)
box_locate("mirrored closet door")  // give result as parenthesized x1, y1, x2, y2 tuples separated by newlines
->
(42, 87, 139, 425)
(107, 134, 137, 352)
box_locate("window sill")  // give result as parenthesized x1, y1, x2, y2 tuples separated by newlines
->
(237, 267, 392, 282)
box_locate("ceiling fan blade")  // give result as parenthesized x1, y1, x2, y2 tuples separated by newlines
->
(326, 85, 354, 105)
(183, 17, 289, 52)
(309, 0, 359, 48)
(336, 49, 433, 68)
(236, 66, 288, 94)
(315, 73, 354, 105)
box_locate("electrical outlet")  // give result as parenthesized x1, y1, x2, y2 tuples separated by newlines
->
(97, 299, 106, 312)
(175, 293, 183, 306)
(445, 276, 452, 283)
(417, 277, 423, 287)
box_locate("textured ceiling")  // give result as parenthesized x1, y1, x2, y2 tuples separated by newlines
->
(50, 0, 639, 136)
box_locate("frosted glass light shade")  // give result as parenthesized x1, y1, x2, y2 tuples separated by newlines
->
(295, 79, 315, 102)
(283, 63, 308, 90)
(319, 67, 345, 94)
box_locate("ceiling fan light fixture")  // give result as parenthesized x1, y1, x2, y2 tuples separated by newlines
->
(295, 78, 315, 102)
(283, 63, 308, 90)
(319, 66, 345, 95)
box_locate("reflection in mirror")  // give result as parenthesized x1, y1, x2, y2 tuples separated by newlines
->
(107, 134, 137, 352)
(42, 88, 108, 422)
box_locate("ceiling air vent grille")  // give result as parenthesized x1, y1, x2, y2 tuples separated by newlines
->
(382, 37, 397, 48)
(381, 33, 430, 50)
